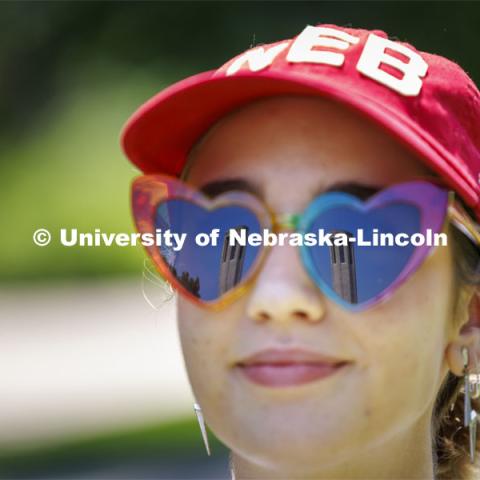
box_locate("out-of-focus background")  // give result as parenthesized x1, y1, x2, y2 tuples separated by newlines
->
(1, 2, 479, 479)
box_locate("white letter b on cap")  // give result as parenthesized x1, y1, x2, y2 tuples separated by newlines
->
(356, 33, 428, 96)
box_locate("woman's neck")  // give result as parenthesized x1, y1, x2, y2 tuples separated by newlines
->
(230, 409, 435, 480)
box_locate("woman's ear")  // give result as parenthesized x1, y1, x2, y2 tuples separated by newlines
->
(445, 289, 480, 376)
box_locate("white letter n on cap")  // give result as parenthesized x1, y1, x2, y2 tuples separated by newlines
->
(356, 34, 428, 96)
(226, 42, 289, 76)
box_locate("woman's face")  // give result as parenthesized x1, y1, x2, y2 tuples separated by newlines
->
(177, 96, 456, 474)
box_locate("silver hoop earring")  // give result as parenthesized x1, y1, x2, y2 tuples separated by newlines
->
(462, 346, 479, 463)
(193, 402, 211, 456)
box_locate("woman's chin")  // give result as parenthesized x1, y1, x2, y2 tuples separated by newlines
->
(216, 401, 365, 466)
(203, 364, 369, 468)
(229, 432, 358, 475)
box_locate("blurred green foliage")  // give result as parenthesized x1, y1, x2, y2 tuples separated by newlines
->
(1, 1, 479, 282)
(0, 417, 229, 479)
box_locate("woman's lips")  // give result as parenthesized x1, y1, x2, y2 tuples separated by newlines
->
(235, 348, 351, 387)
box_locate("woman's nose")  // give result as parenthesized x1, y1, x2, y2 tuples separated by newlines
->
(245, 245, 327, 324)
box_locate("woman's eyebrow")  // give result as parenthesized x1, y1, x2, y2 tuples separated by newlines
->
(199, 178, 263, 198)
(317, 182, 380, 200)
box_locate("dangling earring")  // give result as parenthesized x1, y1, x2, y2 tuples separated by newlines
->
(462, 346, 479, 463)
(193, 402, 211, 456)
(229, 451, 236, 480)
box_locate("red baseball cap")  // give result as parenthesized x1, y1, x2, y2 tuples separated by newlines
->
(121, 24, 480, 219)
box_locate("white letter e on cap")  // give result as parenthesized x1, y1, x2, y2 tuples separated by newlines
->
(356, 33, 428, 96)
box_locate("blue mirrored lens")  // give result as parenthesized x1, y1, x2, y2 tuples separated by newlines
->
(304, 202, 421, 306)
(155, 199, 262, 301)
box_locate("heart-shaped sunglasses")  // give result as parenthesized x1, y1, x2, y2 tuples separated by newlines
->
(131, 175, 480, 311)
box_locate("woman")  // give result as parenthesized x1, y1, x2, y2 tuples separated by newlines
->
(122, 24, 480, 479)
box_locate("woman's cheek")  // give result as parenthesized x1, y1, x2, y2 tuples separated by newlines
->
(352, 245, 454, 429)
(177, 299, 233, 413)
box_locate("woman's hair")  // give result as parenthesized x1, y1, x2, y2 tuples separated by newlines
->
(433, 201, 480, 479)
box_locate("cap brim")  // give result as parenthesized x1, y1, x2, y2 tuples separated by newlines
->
(121, 69, 479, 210)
